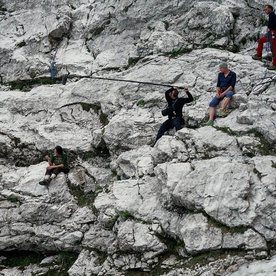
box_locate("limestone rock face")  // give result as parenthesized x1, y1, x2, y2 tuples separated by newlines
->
(0, 0, 276, 275)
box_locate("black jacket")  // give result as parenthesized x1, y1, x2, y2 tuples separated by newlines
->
(165, 87, 194, 119)
(268, 11, 276, 30)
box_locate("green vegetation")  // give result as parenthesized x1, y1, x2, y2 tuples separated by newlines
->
(92, 26, 105, 37)
(125, 57, 141, 70)
(213, 126, 238, 136)
(6, 77, 60, 92)
(147, 25, 155, 31)
(1, 251, 44, 268)
(162, 47, 192, 58)
(0, 251, 78, 275)
(212, 126, 274, 157)
(69, 185, 95, 207)
(159, 233, 185, 253)
(6, 196, 20, 203)
(42, 252, 78, 276)
(81, 150, 96, 160)
(247, 129, 275, 156)
(29, 71, 36, 79)
(67, 102, 109, 126)
(185, 249, 246, 269)
(91, 19, 110, 36)
(0, 3, 7, 12)
(231, 44, 240, 53)
(80, 103, 109, 126)
(80, 102, 95, 112)
(253, 168, 262, 180)
(208, 216, 247, 234)
(272, 161, 276, 169)
(137, 99, 145, 107)
(17, 41, 26, 48)
(119, 210, 134, 220)
(99, 111, 109, 126)
(40, 253, 79, 275)
(162, 20, 170, 30)
(123, 3, 133, 13)
(67, 179, 96, 208)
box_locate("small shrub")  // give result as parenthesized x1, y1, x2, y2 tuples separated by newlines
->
(162, 48, 192, 58)
(137, 99, 145, 107)
(162, 20, 170, 30)
(119, 210, 134, 220)
(1, 251, 44, 268)
(208, 216, 247, 234)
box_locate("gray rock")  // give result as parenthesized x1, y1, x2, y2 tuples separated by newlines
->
(117, 220, 167, 254)
(180, 213, 222, 254)
(0, 0, 276, 274)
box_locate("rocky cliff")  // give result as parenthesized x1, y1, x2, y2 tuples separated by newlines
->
(0, 0, 276, 275)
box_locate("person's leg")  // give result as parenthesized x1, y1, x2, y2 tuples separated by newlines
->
(272, 31, 276, 66)
(173, 117, 183, 131)
(256, 35, 268, 57)
(221, 91, 234, 111)
(155, 119, 173, 143)
(39, 168, 53, 185)
(209, 107, 216, 121)
(207, 96, 221, 122)
(50, 168, 63, 181)
(61, 167, 70, 174)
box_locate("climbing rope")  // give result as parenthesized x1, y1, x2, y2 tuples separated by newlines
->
(76, 74, 182, 88)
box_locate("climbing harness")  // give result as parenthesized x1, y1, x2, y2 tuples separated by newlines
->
(265, 31, 274, 57)
(62, 67, 70, 85)
(50, 48, 58, 80)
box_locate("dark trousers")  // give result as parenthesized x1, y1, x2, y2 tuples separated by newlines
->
(155, 117, 183, 143)
(45, 167, 69, 177)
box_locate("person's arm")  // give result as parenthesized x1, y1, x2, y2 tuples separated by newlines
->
(46, 154, 65, 169)
(183, 90, 194, 103)
(165, 87, 174, 103)
(51, 154, 67, 169)
(268, 13, 272, 32)
(62, 154, 68, 168)
(216, 87, 221, 97)
(47, 163, 64, 169)
(216, 73, 222, 96)
(52, 164, 64, 168)
(45, 155, 53, 166)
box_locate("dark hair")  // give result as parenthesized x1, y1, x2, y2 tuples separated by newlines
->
(172, 89, 179, 98)
(265, 4, 274, 11)
(55, 145, 63, 155)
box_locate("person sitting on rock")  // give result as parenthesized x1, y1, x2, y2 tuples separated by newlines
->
(154, 86, 193, 144)
(39, 145, 69, 186)
(204, 62, 236, 126)
(252, 4, 276, 70)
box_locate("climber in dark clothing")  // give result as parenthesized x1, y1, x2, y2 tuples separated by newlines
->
(39, 145, 69, 186)
(154, 87, 194, 144)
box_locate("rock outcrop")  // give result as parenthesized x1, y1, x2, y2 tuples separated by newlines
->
(0, 0, 276, 275)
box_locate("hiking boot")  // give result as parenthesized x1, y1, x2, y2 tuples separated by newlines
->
(39, 180, 47, 186)
(267, 65, 276, 70)
(39, 179, 51, 186)
(217, 110, 228, 117)
(203, 120, 214, 126)
(252, 55, 262, 60)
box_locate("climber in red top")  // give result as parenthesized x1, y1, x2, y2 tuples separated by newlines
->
(252, 4, 276, 70)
